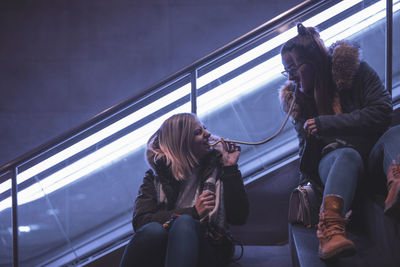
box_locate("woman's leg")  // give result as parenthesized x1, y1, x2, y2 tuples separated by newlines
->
(165, 214, 217, 267)
(119, 222, 168, 267)
(318, 147, 364, 213)
(368, 125, 400, 177)
(368, 125, 400, 218)
(317, 148, 362, 260)
(368, 125, 400, 181)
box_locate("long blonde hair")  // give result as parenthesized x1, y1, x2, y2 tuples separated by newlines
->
(146, 113, 200, 180)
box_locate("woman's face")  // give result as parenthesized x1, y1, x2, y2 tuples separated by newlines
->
(191, 119, 212, 159)
(282, 51, 315, 97)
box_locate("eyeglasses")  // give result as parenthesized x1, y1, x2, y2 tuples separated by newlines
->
(281, 63, 306, 78)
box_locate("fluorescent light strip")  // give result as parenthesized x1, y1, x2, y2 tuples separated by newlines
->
(0, 84, 190, 194)
(0, 103, 191, 211)
(325, 1, 400, 45)
(197, 0, 362, 88)
(0, 180, 11, 195)
(199, 0, 399, 114)
(198, 56, 282, 117)
(322, 0, 385, 45)
(0, 0, 395, 210)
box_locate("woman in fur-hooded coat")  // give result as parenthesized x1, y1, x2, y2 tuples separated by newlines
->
(279, 23, 392, 260)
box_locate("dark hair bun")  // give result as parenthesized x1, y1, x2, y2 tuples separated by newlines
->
(297, 23, 308, 36)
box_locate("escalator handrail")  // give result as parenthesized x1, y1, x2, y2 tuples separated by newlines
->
(0, 0, 329, 175)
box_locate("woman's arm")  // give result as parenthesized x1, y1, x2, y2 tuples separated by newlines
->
(314, 62, 392, 136)
(132, 170, 198, 231)
(222, 165, 249, 225)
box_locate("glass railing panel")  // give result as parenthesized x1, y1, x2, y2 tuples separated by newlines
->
(339, 0, 400, 95)
(10, 74, 192, 266)
(0, 172, 13, 267)
(197, 0, 399, 179)
(15, 170, 76, 267)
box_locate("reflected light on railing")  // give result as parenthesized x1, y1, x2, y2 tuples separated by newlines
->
(198, 55, 282, 116)
(200, 0, 400, 114)
(197, 0, 363, 88)
(0, 0, 398, 211)
(0, 103, 190, 211)
(15, 84, 191, 186)
(323, 0, 399, 45)
(0, 179, 11, 195)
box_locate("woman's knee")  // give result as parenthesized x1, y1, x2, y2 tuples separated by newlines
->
(170, 214, 198, 233)
(135, 222, 168, 242)
(120, 223, 167, 267)
(382, 125, 400, 141)
(336, 148, 363, 167)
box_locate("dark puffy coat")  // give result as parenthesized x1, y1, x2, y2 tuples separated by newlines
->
(132, 150, 249, 231)
(279, 41, 392, 185)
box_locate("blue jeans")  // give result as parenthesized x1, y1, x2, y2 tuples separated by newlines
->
(318, 147, 364, 213)
(119, 215, 218, 267)
(367, 125, 400, 193)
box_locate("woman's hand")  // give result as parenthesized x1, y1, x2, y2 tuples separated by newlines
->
(215, 139, 241, 166)
(304, 118, 318, 137)
(195, 191, 215, 218)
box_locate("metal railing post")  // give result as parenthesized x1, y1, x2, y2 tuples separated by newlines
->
(12, 167, 19, 267)
(386, 0, 393, 94)
(191, 70, 198, 114)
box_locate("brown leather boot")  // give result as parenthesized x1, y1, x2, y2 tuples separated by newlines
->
(384, 160, 400, 220)
(317, 195, 356, 260)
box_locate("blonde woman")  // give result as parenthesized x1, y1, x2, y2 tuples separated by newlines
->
(120, 113, 249, 267)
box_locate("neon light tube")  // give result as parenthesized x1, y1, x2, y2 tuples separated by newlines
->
(197, 0, 362, 88)
(8, 84, 190, 187)
(200, 0, 399, 114)
(0, 103, 191, 211)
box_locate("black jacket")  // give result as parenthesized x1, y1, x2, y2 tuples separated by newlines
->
(132, 150, 249, 231)
(279, 41, 392, 185)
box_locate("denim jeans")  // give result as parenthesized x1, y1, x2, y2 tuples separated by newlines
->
(119, 214, 218, 267)
(367, 125, 400, 193)
(318, 147, 364, 213)
(368, 125, 400, 176)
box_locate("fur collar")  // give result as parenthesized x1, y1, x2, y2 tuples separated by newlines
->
(279, 41, 360, 118)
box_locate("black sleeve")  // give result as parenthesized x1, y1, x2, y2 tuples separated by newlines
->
(294, 118, 324, 186)
(315, 62, 392, 136)
(132, 171, 199, 231)
(221, 165, 249, 225)
(293, 118, 307, 159)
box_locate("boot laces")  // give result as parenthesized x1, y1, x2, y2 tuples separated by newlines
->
(388, 164, 400, 189)
(317, 213, 348, 239)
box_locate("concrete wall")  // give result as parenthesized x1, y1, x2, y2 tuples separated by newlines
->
(0, 0, 301, 166)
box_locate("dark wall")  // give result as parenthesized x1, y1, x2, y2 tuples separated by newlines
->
(0, 0, 302, 166)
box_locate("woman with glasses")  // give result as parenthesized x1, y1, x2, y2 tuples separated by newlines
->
(279, 23, 395, 260)
(119, 113, 249, 267)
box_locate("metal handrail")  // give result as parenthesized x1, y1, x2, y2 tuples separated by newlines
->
(0, 0, 326, 175)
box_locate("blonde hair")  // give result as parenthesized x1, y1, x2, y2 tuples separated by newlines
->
(146, 113, 200, 180)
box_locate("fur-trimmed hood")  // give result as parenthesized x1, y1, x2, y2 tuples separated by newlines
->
(279, 41, 361, 117)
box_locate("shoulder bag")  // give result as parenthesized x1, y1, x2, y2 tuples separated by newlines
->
(288, 182, 322, 228)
